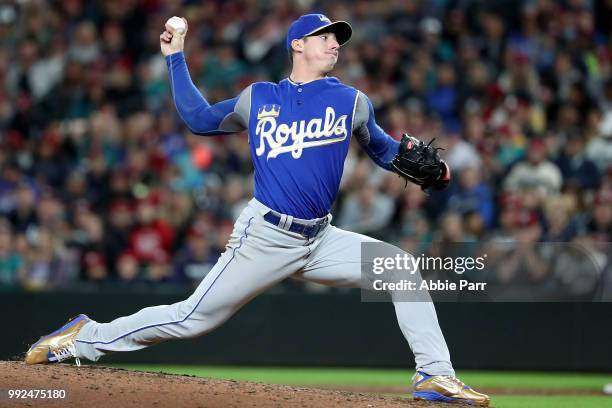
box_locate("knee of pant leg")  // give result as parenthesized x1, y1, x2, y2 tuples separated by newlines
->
(181, 311, 229, 338)
(378, 251, 430, 300)
(174, 301, 233, 339)
(396, 249, 424, 278)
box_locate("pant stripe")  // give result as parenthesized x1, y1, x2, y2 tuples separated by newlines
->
(76, 217, 255, 345)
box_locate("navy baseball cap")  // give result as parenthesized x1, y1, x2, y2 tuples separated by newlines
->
(286, 14, 352, 51)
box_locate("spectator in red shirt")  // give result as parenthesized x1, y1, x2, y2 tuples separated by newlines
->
(128, 194, 174, 265)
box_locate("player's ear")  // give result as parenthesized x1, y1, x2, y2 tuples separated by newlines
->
(291, 38, 304, 53)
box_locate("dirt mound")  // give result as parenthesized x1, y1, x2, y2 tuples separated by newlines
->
(0, 361, 471, 407)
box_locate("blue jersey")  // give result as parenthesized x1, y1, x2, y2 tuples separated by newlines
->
(166, 52, 399, 219)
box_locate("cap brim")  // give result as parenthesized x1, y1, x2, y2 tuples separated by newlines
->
(304, 21, 352, 46)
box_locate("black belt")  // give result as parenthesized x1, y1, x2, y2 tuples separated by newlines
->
(263, 211, 329, 239)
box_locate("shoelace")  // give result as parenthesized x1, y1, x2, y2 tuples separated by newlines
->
(441, 375, 467, 389)
(50, 342, 81, 367)
(413, 373, 468, 390)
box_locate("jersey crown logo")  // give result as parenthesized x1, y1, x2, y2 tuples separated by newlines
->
(257, 104, 281, 119)
(255, 106, 348, 160)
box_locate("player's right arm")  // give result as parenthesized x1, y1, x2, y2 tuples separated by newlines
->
(160, 18, 250, 136)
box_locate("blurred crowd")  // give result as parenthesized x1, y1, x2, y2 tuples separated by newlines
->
(0, 0, 611, 296)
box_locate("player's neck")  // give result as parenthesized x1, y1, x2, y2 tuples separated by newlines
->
(289, 65, 326, 84)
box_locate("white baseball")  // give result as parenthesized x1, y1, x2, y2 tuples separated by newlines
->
(166, 16, 186, 34)
(603, 383, 612, 395)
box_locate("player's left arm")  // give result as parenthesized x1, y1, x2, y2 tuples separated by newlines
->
(352, 91, 450, 190)
(352, 92, 400, 170)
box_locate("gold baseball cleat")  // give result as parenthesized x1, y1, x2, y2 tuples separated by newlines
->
(412, 371, 490, 406)
(25, 314, 90, 366)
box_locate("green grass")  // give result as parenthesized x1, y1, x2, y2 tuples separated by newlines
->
(452, 371, 611, 391)
(489, 396, 611, 408)
(113, 365, 612, 408)
(115, 365, 610, 390)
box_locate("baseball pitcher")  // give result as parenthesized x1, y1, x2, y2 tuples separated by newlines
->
(25, 14, 489, 406)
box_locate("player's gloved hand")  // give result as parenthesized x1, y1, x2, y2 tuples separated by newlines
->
(391, 134, 450, 191)
(160, 17, 188, 57)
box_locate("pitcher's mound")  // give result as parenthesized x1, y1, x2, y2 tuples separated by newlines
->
(0, 361, 473, 407)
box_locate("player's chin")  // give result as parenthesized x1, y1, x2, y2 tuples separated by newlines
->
(323, 60, 337, 73)
(321, 55, 337, 67)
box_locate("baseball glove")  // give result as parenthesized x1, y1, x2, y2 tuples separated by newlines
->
(391, 134, 451, 190)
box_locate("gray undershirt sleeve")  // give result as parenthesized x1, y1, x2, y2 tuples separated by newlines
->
(352, 91, 371, 145)
(218, 84, 252, 132)
(351, 91, 399, 170)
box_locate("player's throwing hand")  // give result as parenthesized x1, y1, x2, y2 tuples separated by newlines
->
(160, 16, 188, 56)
